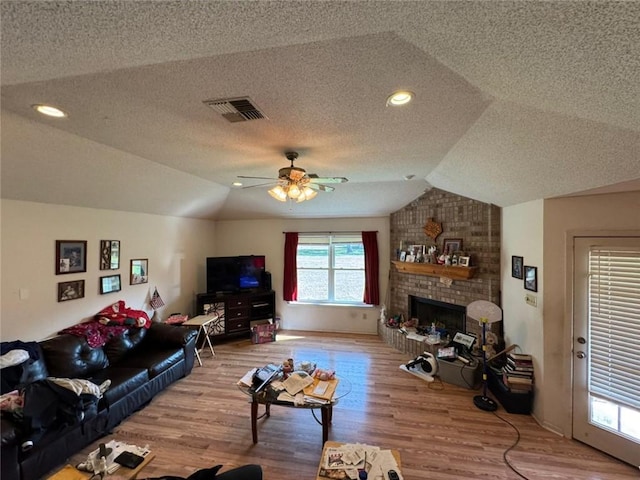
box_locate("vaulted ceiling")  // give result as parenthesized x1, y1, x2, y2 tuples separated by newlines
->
(2, 1, 639, 220)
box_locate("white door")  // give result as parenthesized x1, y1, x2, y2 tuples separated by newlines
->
(573, 237, 640, 467)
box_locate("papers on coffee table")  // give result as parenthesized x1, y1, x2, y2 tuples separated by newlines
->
(282, 371, 314, 395)
(319, 443, 402, 480)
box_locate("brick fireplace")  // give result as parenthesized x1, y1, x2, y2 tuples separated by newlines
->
(379, 187, 501, 356)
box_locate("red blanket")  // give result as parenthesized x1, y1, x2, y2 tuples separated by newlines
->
(59, 301, 151, 348)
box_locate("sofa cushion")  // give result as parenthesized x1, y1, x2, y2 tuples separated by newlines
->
(125, 348, 184, 378)
(89, 367, 149, 406)
(40, 335, 109, 378)
(103, 327, 147, 364)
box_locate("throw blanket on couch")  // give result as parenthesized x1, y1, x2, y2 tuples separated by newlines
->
(94, 300, 151, 328)
(59, 301, 151, 348)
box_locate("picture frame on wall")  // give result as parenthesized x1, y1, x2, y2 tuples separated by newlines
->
(524, 265, 538, 292)
(443, 238, 462, 254)
(100, 274, 121, 294)
(100, 240, 120, 270)
(512, 255, 524, 279)
(56, 240, 87, 274)
(130, 258, 149, 285)
(58, 280, 85, 302)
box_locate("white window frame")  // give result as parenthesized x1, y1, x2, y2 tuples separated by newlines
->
(296, 233, 365, 305)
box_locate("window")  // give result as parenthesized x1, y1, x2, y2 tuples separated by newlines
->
(296, 234, 365, 304)
(588, 246, 640, 442)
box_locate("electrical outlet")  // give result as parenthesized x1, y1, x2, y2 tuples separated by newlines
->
(525, 294, 537, 307)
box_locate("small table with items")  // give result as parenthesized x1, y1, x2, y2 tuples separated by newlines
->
(237, 366, 351, 444)
(316, 441, 402, 480)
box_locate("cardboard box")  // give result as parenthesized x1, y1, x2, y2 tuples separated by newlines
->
(437, 357, 481, 389)
(251, 322, 277, 344)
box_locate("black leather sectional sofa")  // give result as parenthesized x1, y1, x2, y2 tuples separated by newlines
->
(1, 322, 197, 480)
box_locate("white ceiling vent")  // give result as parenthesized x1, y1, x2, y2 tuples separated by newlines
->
(203, 97, 267, 123)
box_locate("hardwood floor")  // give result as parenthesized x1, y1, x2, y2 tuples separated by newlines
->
(65, 331, 637, 479)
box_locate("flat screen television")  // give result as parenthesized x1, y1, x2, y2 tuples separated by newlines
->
(206, 255, 266, 294)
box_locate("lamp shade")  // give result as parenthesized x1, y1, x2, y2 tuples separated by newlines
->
(466, 300, 502, 325)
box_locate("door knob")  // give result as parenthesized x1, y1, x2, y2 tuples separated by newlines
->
(576, 351, 585, 359)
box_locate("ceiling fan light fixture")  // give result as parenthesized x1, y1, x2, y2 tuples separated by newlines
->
(296, 186, 318, 203)
(268, 185, 287, 202)
(386, 90, 414, 106)
(303, 187, 317, 200)
(287, 184, 301, 199)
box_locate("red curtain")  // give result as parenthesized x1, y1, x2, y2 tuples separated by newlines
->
(362, 231, 379, 305)
(283, 232, 299, 301)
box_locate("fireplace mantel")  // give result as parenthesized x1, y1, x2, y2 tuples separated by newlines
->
(391, 261, 477, 280)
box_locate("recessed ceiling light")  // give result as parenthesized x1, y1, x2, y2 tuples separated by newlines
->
(32, 104, 67, 118)
(386, 91, 414, 107)
(233, 182, 243, 187)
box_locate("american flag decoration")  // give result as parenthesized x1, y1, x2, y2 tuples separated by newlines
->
(150, 287, 165, 310)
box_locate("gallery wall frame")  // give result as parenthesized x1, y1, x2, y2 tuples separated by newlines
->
(512, 256, 524, 279)
(100, 240, 120, 270)
(100, 274, 121, 294)
(130, 258, 149, 285)
(58, 280, 85, 302)
(524, 265, 538, 292)
(56, 240, 87, 274)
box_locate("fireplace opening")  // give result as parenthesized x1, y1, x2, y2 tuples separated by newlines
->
(409, 295, 466, 337)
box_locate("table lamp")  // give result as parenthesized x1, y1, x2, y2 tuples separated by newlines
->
(466, 300, 502, 411)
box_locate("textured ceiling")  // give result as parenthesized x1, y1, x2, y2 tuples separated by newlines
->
(1, 1, 639, 220)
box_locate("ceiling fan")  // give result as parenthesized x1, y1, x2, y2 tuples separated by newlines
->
(238, 152, 348, 203)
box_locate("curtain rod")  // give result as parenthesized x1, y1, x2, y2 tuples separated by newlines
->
(282, 231, 377, 235)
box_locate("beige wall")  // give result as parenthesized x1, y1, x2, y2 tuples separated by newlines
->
(214, 217, 390, 334)
(0, 199, 217, 341)
(501, 200, 544, 420)
(0, 200, 388, 341)
(541, 191, 640, 437)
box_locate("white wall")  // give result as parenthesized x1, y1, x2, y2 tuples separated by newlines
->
(0, 199, 217, 341)
(501, 199, 544, 420)
(214, 217, 390, 334)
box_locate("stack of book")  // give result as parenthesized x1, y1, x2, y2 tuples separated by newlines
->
(502, 353, 534, 393)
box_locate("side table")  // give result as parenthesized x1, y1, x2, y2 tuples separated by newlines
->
(181, 314, 218, 366)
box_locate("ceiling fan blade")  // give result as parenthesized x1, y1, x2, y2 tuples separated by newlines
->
(237, 175, 279, 180)
(308, 174, 348, 184)
(308, 183, 335, 192)
(241, 181, 277, 189)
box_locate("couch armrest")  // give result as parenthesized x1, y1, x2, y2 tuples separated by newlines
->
(1, 417, 18, 447)
(146, 322, 197, 348)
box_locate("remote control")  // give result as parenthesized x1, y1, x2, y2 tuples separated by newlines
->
(388, 470, 400, 480)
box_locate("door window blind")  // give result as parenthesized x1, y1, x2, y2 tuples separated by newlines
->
(589, 247, 640, 409)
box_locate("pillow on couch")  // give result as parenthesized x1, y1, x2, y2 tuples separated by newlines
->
(40, 335, 109, 379)
(103, 327, 147, 364)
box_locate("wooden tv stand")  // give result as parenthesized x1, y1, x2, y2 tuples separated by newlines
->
(196, 290, 275, 340)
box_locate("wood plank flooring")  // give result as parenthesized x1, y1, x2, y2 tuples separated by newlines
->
(63, 331, 637, 480)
